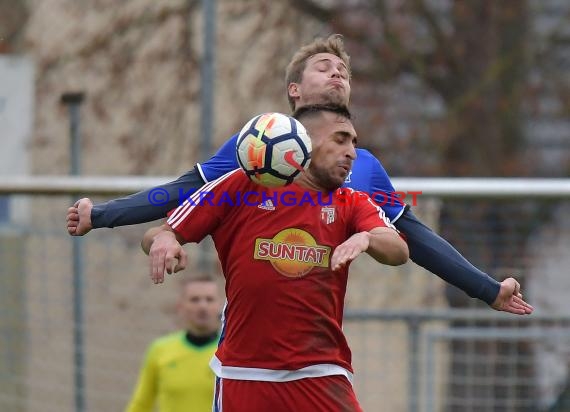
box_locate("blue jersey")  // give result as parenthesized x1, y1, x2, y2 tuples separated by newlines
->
(197, 134, 406, 222)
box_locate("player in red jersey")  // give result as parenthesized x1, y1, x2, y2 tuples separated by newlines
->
(142, 104, 409, 411)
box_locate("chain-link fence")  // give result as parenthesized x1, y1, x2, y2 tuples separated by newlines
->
(1, 179, 570, 411)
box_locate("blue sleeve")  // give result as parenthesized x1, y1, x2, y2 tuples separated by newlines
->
(394, 208, 501, 305)
(364, 151, 406, 222)
(91, 167, 205, 228)
(197, 134, 240, 182)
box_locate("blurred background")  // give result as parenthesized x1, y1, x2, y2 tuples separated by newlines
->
(1, 0, 569, 411)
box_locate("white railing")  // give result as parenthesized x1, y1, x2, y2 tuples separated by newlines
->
(1, 176, 570, 197)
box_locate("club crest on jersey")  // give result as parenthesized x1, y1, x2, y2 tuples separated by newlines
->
(254, 228, 331, 278)
(321, 206, 336, 224)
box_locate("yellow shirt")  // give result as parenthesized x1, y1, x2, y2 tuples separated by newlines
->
(125, 331, 218, 412)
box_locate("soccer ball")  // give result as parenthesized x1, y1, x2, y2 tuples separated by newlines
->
(236, 112, 312, 187)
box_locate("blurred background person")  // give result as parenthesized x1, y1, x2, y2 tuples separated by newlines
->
(125, 274, 222, 412)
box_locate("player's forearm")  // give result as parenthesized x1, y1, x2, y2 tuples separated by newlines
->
(91, 167, 206, 229)
(394, 209, 500, 305)
(366, 228, 409, 266)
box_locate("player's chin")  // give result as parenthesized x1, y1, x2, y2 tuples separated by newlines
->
(319, 170, 346, 191)
(324, 90, 349, 106)
(330, 174, 347, 189)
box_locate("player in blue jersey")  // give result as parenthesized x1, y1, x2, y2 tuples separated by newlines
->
(66, 34, 528, 313)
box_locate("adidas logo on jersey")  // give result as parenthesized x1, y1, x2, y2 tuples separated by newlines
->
(258, 199, 276, 211)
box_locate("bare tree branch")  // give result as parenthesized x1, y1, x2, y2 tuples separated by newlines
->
(411, 0, 458, 71)
(373, 0, 412, 74)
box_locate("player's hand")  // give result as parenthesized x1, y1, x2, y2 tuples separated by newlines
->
(148, 231, 188, 284)
(490, 277, 534, 315)
(331, 232, 370, 271)
(66, 198, 93, 236)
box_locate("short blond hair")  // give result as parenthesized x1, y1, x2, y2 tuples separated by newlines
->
(285, 34, 351, 111)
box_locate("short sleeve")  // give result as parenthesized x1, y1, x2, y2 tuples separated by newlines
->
(196, 134, 240, 182)
(350, 190, 397, 234)
(363, 150, 406, 222)
(167, 169, 243, 243)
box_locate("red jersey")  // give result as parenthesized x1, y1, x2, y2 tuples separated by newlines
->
(167, 169, 396, 383)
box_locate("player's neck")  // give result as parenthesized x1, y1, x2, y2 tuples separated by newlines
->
(184, 329, 218, 347)
(296, 171, 334, 193)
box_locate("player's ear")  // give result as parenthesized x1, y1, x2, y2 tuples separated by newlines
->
(288, 82, 300, 99)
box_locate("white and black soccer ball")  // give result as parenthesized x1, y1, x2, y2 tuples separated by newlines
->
(236, 112, 312, 187)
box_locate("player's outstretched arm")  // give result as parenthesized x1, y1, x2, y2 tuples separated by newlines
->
(142, 224, 188, 284)
(491, 277, 534, 315)
(331, 227, 408, 271)
(394, 208, 503, 306)
(66, 133, 241, 236)
(361, 150, 528, 312)
(65, 168, 206, 236)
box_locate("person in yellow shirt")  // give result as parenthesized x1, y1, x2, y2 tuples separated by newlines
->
(125, 274, 222, 412)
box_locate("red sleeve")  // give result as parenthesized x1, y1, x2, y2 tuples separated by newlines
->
(166, 169, 243, 243)
(350, 191, 397, 234)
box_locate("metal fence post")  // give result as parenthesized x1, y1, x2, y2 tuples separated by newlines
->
(408, 316, 421, 412)
(61, 92, 86, 412)
(198, 0, 216, 271)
